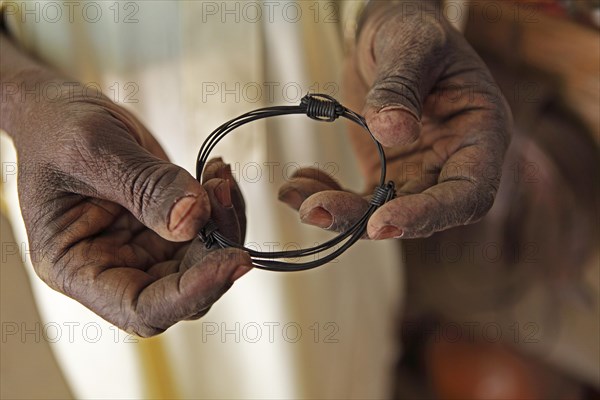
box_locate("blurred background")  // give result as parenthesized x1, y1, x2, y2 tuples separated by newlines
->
(1, 0, 599, 399)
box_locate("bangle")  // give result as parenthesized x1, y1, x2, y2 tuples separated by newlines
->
(196, 93, 395, 272)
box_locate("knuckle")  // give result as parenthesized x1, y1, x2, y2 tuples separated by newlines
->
(123, 161, 179, 218)
(368, 77, 423, 114)
(205, 248, 246, 274)
(222, 248, 251, 268)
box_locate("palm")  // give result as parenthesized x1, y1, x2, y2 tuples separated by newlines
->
(278, 20, 509, 239)
(17, 97, 250, 336)
(46, 197, 195, 330)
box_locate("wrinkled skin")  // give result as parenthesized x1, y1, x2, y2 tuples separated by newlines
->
(2, 4, 510, 337)
(279, 7, 511, 238)
(9, 84, 250, 337)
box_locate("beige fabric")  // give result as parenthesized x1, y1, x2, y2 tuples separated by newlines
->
(1, 1, 403, 398)
(0, 213, 72, 400)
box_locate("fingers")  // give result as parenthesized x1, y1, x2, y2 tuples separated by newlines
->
(279, 179, 336, 211)
(202, 158, 246, 240)
(365, 56, 509, 239)
(135, 248, 251, 335)
(298, 191, 370, 233)
(357, 8, 448, 147)
(71, 127, 210, 242)
(44, 227, 251, 337)
(367, 183, 491, 239)
(86, 247, 250, 337)
(278, 167, 342, 210)
(368, 145, 501, 239)
(278, 167, 370, 235)
(203, 178, 241, 243)
(67, 234, 249, 337)
(288, 167, 343, 190)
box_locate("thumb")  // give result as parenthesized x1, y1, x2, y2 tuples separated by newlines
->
(358, 10, 447, 147)
(73, 131, 210, 242)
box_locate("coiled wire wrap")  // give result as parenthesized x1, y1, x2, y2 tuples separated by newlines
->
(196, 93, 395, 272)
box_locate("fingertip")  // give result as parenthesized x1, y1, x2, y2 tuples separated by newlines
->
(184, 248, 251, 287)
(231, 265, 252, 282)
(202, 178, 241, 242)
(166, 187, 211, 241)
(278, 178, 334, 211)
(300, 206, 334, 229)
(214, 179, 233, 208)
(298, 191, 370, 232)
(215, 162, 234, 183)
(168, 195, 198, 232)
(367, 224, 404, 240)
(278, 186, 305, 210)
(367, 199, 408, 239)
(207, 248, 252, 283)
(367, 194, 439, 239)
(364, 106, 421, 147)
(202, 157, 227, 182)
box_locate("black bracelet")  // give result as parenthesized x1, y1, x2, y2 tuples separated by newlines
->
(196, 93, 395, 272)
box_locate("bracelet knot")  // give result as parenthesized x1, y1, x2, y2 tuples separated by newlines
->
(198, 219, 218, 249)
(370, 181, 396, 207)
(301, 93, 344, 122)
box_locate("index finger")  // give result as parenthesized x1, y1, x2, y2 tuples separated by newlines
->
(368, 114, 508, 239)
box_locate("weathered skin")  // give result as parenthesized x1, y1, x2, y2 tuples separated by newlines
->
(1, 34, 250, 336)
(0, 2, 510, 336)
(279, 5, 511, 239)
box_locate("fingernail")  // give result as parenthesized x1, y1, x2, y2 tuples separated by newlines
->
(379, 105, 418, 117)
(372, 226, 403, 240)
(217, 163, 234, 182)
(214, 180, 232, 208)
(367, 107, 420, 147)
(301, 207, 333, 229)
(278, 187, 304, 210)
(168, 195, 197, 231)
(231, 265, 252, 282)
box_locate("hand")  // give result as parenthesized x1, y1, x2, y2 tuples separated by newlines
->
(11, 83, 251, 336)
(279, 4, 511, 239)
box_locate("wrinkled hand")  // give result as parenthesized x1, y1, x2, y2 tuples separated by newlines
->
(13, 86, 250, 336)
(279, 5, 511, 239)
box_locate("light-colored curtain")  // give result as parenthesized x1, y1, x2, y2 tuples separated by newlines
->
(1, 1, 403, 398)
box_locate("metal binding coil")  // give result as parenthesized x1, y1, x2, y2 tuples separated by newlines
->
(196, 93, 395, 272)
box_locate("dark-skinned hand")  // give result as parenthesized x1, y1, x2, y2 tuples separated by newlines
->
(10, 83, 250, 337)
(279, 4, 511, 239)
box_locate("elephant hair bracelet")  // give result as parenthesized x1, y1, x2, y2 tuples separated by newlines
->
(196, 93, 395, 272)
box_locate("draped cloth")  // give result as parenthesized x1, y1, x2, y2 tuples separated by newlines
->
(0, 1, 403, 398)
